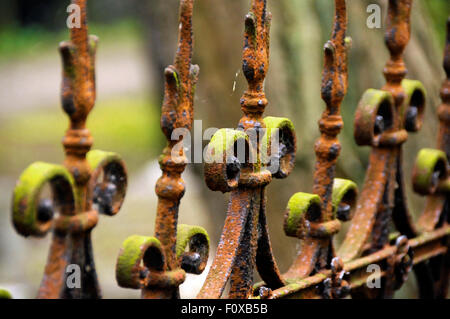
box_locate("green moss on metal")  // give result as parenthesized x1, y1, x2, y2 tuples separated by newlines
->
(205, 128, 249, 163)
(261, 116, 295, 164)
(88, 35, 98, 56)
(263, 116, 295, 139)
(355, 89, 395, 145)
(176, 224, 210, 258)
(172, 68, 181, 91)
(116, 235, 163, 289)
(344, 36, 352, 50)
(12, 162, 75, 237)
(285, 192, 321, 237)
(401, 79, 426, 112)
(360, 89, 394, 121)
(332, 178, 358, 216)
(87, 149, 122, 172)
(413, 148, 447, 194)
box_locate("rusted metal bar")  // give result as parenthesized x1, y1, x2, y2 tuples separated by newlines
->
(248, 0, 450, 298)
(11, 0, 128, 299)
(264, 225, 449, 299)
(283, 0, 355, 283)
(411, 17, 450, 299)
(336, 0, 449, 299)
(199, 0, 297, 299)
(339, 0, 415, 264)
(115, 0, 209, 299)
(333, 0, 421, 299)
(254, 0, 449, 299)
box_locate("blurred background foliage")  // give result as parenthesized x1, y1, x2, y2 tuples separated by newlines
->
(0, 0, 448, 298)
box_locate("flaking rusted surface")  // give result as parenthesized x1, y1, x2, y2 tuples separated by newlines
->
(199, 0, 291, 299)
(115, 0, 209, 299)
(10, 0, 450, 300)
(339, 0, 413, 265)
(284, 0, 350, 281)
(412, 18, 450, 299)
(155, 0, 198, 273)
(254, 0, 449, 299)
(333, 0, 449, 299)
(11, 0, 128, 299)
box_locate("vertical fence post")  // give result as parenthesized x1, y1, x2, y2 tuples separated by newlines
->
(116, 0, 210, 299)
(411, 18, 450, 299)
(11, 0, 128, 299)
(283, 1, 355, 289)
(199, 0, 297, 299)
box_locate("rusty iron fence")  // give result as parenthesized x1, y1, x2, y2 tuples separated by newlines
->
(8, 0, 450, 299)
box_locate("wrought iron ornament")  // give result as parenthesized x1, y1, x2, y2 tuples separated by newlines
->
(200, 0, 296, 299)
(9, 0, 449, 299)
(259, 0, 450, 299)
(12, 0, 127, 298)
(116, 0, 210, 299)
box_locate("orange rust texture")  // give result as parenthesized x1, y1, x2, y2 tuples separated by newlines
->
(285, 0, 349, 278)
(268, 225, 450, 299)
(314, 0, 348, 221)
(239, 0, 270, 132)
(63, 0, 95, 190)
(228, 0, 273, 298)
(37, 235, 69, 298)
(35, 0, 128, 299)
(338, 0, 413, 264)
(378, 0, 416, 250)
(338, 149, 396, 261)
(37, 0, 101, 299)
(413, 18, 450, 299)
(280, 0, 449, 299)
(22, 0, 449, 301)
(228, 189, 260, 298)
(199, 0, 285, 299)
(149, 0, 197, 299)
(418, 20, 450, 232)
(198, 189, 255, 298)
(255, 191, 285, 289)
(141, 269, 186, 299)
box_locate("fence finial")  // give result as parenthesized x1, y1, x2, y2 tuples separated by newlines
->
(283, 0, 356, 281)
(200, 0, 297, 299)
(11, 0, 128, 299)
(116, 0, 209, 299)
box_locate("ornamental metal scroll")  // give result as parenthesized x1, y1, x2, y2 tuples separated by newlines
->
(11, 0, 128, 299)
